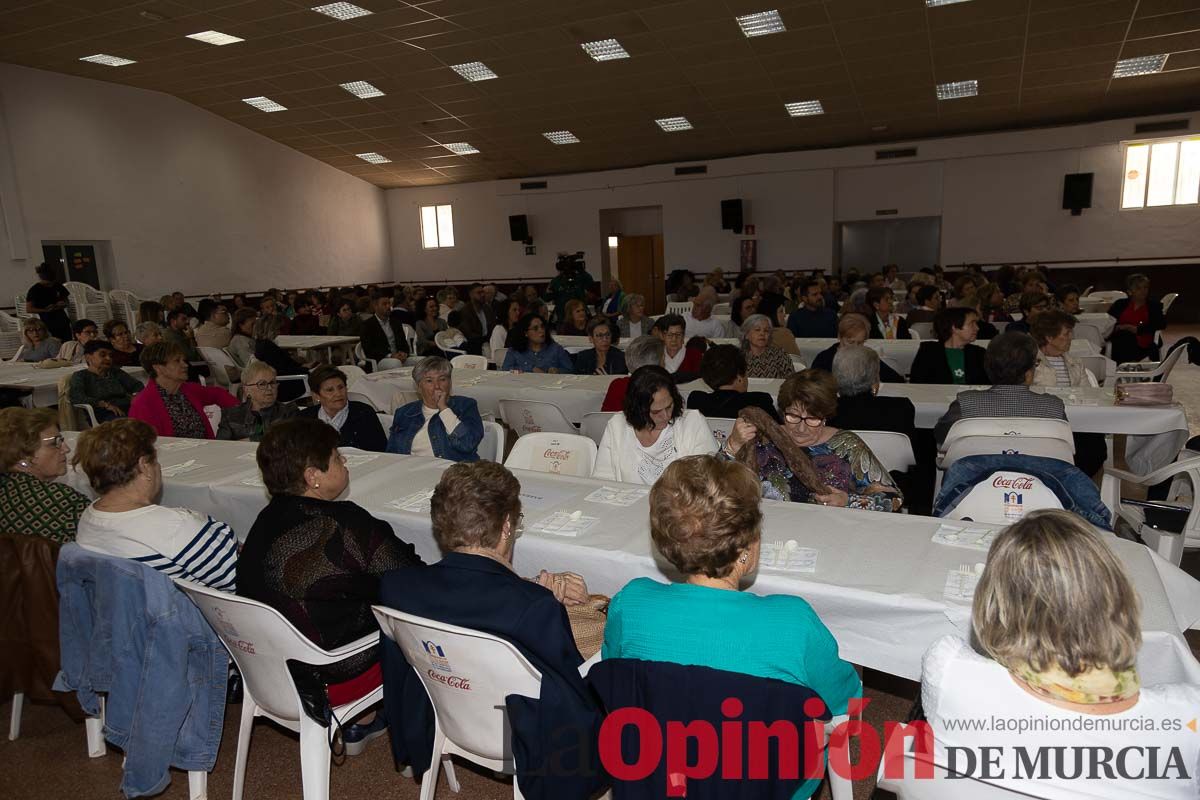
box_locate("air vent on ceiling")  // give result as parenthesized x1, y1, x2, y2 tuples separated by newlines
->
(876, 147, 918, 160)
(675, 165, 708, 175)
(520, 180, 548, 190)
(1134, 118, 1190, 134)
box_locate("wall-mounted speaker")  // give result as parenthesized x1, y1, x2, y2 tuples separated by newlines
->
(509, 214, 530, 242)
(1062, 173, 1093, 216)
(720, 199, 743, 234)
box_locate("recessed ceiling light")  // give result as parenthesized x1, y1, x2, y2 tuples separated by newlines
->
(311, 2, 372, 21)
(543, 130, 581, 145)
(581, 38, 630, 61)
(340, 80, 384, 98)
(926, 0, 973, 6)
(450, 61, 497, 82)
(936, 79, 978, 100)
(736, 10, 786, 38)
(356, 152, 391, 164)
(186, 30, 244, 46)
(79, 54, 136, 67)
(785, 100, 824, 117)
(1113, 54, 1168, 78)
(443, 142, 480, 155)
(656, 116, 693, 132)
(242, 96, 287, 112)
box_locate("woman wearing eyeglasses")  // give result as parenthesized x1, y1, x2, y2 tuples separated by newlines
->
(572, 316, 627, 376)
(216, 361, 298, 442)
(722, 370, 902, 512)
(0, 408, 90, 542)
(500, 312, 574, 374)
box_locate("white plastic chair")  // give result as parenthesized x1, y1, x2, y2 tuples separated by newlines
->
(401, 323, 418, 355)
(498, 398, 577, 437)
(1161, 292, 1178, 315)
(788, 355, 806, 372)
(1088, 290, 1127, 303)
(876, 726, 1044, 798)
(504, 432, 597, 476)
(177, 581, 385, 800)
(377, 412, 393, 433)
(0, 310, 21, 331)
(353, 342, 378, 372)
(705, 417, 735, 446)
(479, 420, 506, 462)
(0, 330, 22, 360)
(13, 294, 34, 321)
(580, 411, 616, 445)
(855, 430, 916, 473)
(1102, 454, 1200, 566)
(1114, 344, 1185, 383)
(908, 322, 934, 340)
(108, 290, 139, 325)
(451, 354, 488, 370)
(1077, 355, 1107, 387)
(435, 329, 466, 358)
(665, 301, 692, 316)
(347, 391, 380, 412)
(942, 470, 1064, 524)
(64, 281, 112, 323)
(371, 607, 541, 800)
(198, 346, 240, 394)
(339, 364, 367, 386)
(492, 347, 509, 368)
(908, 325, 922, 340)
(937, 417, 1075, 495)
(712, 302, 730, 315)
(1072, 323, 1104, 352)
(1082, 285, 1094, 297)
(202, 403, 222, 433)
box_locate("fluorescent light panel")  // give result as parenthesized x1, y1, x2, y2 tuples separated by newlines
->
(656, 116, 693, 132)
(926, 0, 973, 6)
(451, 61, 497, 81)
(581, 38, 630, 61)
(80, 54, 135, 66)
(356, 152, 390, 164)
(443, 142, 479, 155)
(242, 96, 287, 112)
(311, 2, 372, 20)
(186, 30, 243, 46)
(736, 10, 785, 38)
(786, 100, 824, 117)
(1113, 54, 1168, 78)
(543, 130, 580, 144)
(340, 80, 384, 98)
(936, 79, 978, 100)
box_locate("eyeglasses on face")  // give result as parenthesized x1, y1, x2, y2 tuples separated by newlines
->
(246, 380, 279, 389)
(592, 331, 612, 339)
(783, 412, 825, 427)
(41, 434, 66, 449)
(664, 330, 684, 340)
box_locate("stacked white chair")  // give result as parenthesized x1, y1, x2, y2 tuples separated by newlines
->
(665, 300, 692, 316)
(63, 281, 112, 323)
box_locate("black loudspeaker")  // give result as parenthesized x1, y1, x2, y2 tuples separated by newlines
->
(509, 214, 530, 242)
(1062, 173, 1093, 216)
(720, 199, 743, 234)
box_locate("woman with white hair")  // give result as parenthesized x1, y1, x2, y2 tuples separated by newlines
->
(740, 314, 793, 379)
(828, 345, 916, 439)
(617, 293, 648, 340)
(216, 361, 298, 441)
(385, 356, 484, 462)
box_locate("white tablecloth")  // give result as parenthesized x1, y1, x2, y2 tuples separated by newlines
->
(59, 436, 1200, 685)
(0, 363, 144, 408)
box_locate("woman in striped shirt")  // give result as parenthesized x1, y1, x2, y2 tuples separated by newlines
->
(72, 418, 238, 592)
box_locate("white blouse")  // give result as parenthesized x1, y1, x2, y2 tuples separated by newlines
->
(592, 409, 718, 485)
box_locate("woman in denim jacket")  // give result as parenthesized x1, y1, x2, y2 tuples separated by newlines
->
(385, 357, 484, 462)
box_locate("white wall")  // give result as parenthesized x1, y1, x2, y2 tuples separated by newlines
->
(386, 110, 1200, 282)
(0, 65, 390, 303)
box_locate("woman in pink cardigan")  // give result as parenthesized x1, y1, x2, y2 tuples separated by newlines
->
(129, 342, 239, 439)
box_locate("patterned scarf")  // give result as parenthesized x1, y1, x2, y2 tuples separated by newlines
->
(1010, 661, 1140, 705)
(733, 406, 827, 494)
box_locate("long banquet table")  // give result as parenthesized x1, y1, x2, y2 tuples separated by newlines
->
(58, 435, 1200, 686)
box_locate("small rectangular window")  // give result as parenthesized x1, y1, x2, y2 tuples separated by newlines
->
(1122, 136, 1200, 209)
(420, 204, 454, 248)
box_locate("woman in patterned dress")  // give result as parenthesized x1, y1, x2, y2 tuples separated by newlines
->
(739, 313, 795, 379)
(0, 407, 90, 542)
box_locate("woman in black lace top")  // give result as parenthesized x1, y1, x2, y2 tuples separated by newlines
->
(238, 416, 420, 750)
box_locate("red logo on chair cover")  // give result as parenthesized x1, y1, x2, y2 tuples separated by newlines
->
(991, 476, 1034, 490)
(426, 669, 472, 691)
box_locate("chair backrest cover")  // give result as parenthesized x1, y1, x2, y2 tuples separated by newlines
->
(371, 606, 541, 763)
(855, 430, 917, 472)
(479, 420, 505, 462)
(498, 398, 576, 437)
(908, 322, 934, 340)
(706, 417, 735, 446)
(580, 411, 616, 445)
(451, 354, 488, 370)
(941, 417, 1074, 469)
(504, 432, 597, 476)
(943, 471, 1063, 524)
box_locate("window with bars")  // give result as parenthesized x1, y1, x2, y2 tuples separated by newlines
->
(1121, 137, 1200, 209)
(420, 204, 455, 248)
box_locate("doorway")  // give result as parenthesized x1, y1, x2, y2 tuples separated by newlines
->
(41, 240, 112, 290)
(598, 206, 665, 314)
(837, 217, 941, 277)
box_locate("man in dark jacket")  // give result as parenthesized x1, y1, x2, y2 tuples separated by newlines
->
(686, 345, 780, 422)
(454, 283, 496, 355)
(360, 295, 409, 367)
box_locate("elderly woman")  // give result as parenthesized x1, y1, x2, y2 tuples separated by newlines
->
(103, 319, 142, 368)
(1108, 273, 1166, 364)
(909, 307, 988, 385)
(604, 455, 860, 800)
(866, 287, 910, 340)
(811, 313, 904, 383)
(686, 344, 779, 421)
(573, 315, 627, 376)
(216, 362, 297, 441)
(253, 314, 310, 402)
(135, 320, 164, 348)
(385, 357, 484, 461)
(557, 298, 589, 337)
(1032, 309, 1092, 388)
(740, 313, 793, 379)
(326, 300, 364, 338)
(723, 370, 902, 511)
(73, 418, 238, 590)
(239, 417, 421, 753)
(922, 510, 1200, 798)
(594, 365, 718, 484)
(128, 342, 237, 439)
(1005, 291, 1051, 335)
(0, 407, 89, 542)
(69, 340, 145, 422)
(18, 319, 60, 362)
(651, 314, 702, 376)
(501, 313, 574, 373)
(414, 296, 447, 356)
(829, 345, 916, 440)
(55, 318, 99, 364)
(379, 461, 598, 786)
(300, 365, 386, 452)
(227, 308, 257, 368)
(616, 293, 648, 340)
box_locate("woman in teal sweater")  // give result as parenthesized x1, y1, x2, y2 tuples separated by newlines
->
(602, 455, 860, 798)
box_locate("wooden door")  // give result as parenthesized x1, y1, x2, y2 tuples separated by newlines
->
(617, 235, 665, 315)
